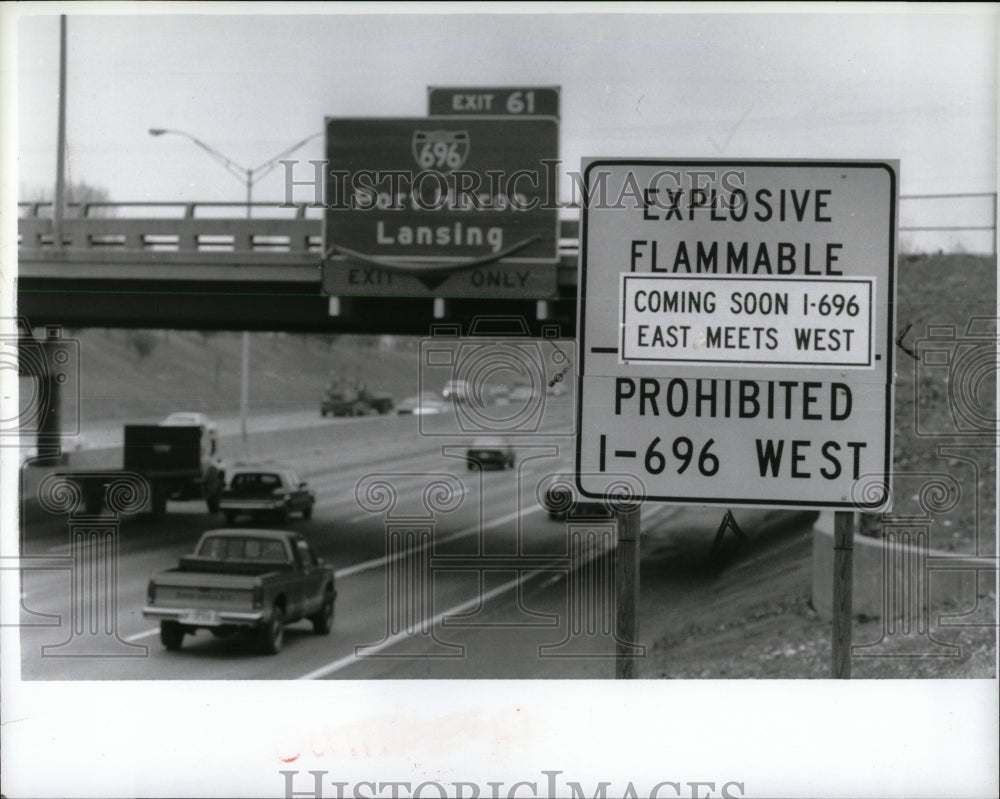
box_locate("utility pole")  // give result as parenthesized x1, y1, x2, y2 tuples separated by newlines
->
(148, 128, 323, 456)
(53, 15, 67, 250)
(240, 176, 251, 456)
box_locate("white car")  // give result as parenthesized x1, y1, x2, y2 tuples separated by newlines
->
(161, 411, 217, 432)
(508, 384, 537, 403)
(396, 392, 446, 416)
(442, 379, 470, 402)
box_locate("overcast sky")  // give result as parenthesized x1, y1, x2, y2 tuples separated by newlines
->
(11, 5, 998, 218)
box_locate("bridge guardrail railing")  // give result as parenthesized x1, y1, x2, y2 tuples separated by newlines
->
(18, 193, 995, 259)
(18, 216, 323, 254)
(17, 202, 583, 277)
(17, 200, 319, 220)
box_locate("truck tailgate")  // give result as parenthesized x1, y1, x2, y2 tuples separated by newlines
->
(149, 571, 262, 615)
(219, 497, 279, 509)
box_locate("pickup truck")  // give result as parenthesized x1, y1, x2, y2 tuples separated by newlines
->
(320, 381, 394, 417)
(219, 464, 315, 524)
(143, 529, 336, 654)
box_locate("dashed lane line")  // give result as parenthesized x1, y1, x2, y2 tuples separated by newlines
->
(334, 503, 545, 578)
(297, 564, 548, 680)
(123, 503, 546, 644)
(297, 532, 616, 680)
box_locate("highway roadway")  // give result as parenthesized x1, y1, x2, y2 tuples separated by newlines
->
(16, 404, 815, 680)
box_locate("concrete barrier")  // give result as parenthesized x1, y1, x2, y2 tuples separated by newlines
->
(811, 511, 995, 625)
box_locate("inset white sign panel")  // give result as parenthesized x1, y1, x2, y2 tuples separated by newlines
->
(620, 275, 874, 367)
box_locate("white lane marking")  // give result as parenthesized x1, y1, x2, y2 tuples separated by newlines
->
(305, 451, 447, 493)
(298, 532, 615, 680)
(539, 573, 564, 589)
(338, 458, 562, 523)
(298, 568, 543, 680)
(319, 478, 464, 517)
(125, 627, 160, 642)
(342, 479, 465, 523)
(333, 503, 545, 579)
(48, 541, 87, 554)
(311, 464, 474, 515)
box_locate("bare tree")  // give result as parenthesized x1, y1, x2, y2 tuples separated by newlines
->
(125, 330, 157, 361)
(20, 180, 116, 217)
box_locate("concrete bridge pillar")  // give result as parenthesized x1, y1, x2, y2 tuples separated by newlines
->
(36, 472, 149, 657)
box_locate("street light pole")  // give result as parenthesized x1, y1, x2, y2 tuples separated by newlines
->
(149, 128, 322, 456)
(240, 173, 251, 457)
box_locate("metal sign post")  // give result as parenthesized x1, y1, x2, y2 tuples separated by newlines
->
(615, 505, 642, 679)
(54, 15, 67, 251)
(832, 510, 856, 678)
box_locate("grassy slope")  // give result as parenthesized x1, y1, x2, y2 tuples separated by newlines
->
(892, 253, 997, 555)
(63, 331, 424, 423)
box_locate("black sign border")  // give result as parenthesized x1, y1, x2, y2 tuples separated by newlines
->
(576, 159, 897, 510)
(427, 85, 561, 118)
(618, 275, 875, 368)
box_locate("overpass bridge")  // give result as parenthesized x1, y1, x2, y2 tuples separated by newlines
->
(17, 202, 581, 336)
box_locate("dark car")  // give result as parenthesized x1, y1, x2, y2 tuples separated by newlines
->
(466, 436, 516, 470)
(542, 482, 613, 521)
(220, 466, 315, 524)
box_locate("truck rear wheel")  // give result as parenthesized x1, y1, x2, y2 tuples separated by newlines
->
(205, 476, 222, 514)
(310, 587, 335, 635)
(151, 486, 168, 517)
(259, 606, 284, 655)
(160, 621, 184, 651)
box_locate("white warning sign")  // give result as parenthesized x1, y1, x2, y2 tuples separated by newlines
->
(576, 160, 897, 509)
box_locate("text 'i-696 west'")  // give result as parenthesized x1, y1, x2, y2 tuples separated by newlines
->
(577, 161, 896, 509)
